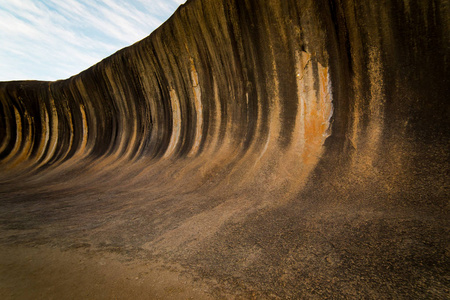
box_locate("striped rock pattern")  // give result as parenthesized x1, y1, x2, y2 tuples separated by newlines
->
(0, 0, 448, 298)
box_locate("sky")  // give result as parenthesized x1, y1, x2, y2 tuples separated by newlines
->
(0, 0, 186, 81)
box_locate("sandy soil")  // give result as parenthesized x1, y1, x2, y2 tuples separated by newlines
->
(0, 245, 213, 300)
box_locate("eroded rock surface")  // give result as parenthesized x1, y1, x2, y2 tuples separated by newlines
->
(0, 0, 448, 298)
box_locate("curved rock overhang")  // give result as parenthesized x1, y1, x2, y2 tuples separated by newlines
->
(0, 0, 448, 298)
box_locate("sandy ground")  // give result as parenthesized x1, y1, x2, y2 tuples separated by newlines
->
(0, 245, 213, 300)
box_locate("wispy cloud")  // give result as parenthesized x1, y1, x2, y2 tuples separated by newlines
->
(0, 0, 185, 81)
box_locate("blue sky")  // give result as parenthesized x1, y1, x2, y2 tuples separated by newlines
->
(0, 0, 185, 81)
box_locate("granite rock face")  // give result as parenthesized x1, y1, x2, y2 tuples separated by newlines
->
(0, 0, 448, 298)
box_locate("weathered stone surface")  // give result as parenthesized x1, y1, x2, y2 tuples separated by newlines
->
(0, 0, 448, 298)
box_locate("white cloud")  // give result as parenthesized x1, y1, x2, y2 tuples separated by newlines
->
(0, 0, 185, 81)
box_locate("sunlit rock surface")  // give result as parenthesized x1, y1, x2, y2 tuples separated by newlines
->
(0, 0, 448, 298)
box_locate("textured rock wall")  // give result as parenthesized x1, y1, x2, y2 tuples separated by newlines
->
(0, 0, 334, 191)
(0, 0, 448, 298)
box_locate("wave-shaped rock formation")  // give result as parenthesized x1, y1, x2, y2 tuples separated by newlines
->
(0, 0, 448, 298)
